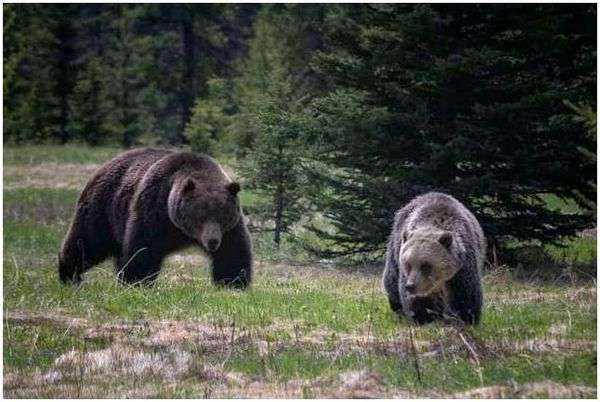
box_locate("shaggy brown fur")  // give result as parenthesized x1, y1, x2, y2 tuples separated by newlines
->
(382, 192, 485, 325)
(58, 148, 252, 288)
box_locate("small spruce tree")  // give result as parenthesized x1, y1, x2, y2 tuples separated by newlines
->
(235, 5, 324, 246)
(185, 78, 230, 155)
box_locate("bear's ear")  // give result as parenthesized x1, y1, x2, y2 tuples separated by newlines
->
(438, 232, 453, 249)
(226, 182, 241, 196)
(182, 178, 196, 194)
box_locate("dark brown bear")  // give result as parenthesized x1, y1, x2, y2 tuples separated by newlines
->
(58, 148, 252, 288)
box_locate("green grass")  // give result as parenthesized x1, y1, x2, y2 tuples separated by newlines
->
(4, 207, 596, 396)
(223, 349, 596, 391)
(546, 237, 597, 266)
(4, 188, 79, 227)
(4, 322, 108, 369)
(3, 145, 597, 398)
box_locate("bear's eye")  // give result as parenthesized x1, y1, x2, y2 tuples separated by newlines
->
(420, 263, 432, 276)
(405, 263, 412, 273)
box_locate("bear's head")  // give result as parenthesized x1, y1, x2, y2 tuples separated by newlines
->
(168, 177, 242, 252)
(399, 227, 459, 297)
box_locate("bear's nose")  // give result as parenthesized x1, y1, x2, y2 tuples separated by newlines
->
(405, 284, 416, 294)
(207, 239, 220, 251)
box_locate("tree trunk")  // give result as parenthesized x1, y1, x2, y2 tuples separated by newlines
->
(273, 144, 285, 248)
(274, 184, 284, 248)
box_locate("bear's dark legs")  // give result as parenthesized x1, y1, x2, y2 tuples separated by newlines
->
(383, 248, 402, 313)
(458, 304, 481, 325)
(384, 274, 402, 313)
(59, 212, 114, 284)
(448, 289, 482, 325)
(447, 266, 483, 325)
(404, 296, 444, 325)
(116, 247, 165, 286)
(209, 221, 252, 289)
(117, 214, 173, 286)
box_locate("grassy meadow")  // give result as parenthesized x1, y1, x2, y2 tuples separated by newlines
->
(3, 145, 597, 398)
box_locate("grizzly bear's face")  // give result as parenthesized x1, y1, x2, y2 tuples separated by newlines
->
(168, 178, 241, 252)
(399, 227, 459, 297)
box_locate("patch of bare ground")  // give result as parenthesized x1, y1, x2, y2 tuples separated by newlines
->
(208, 370, 400, 398)
(486, 286, 596, 306)
(205, 375, 598, 398)
(83, 319, 252, 355)
(5, 310, 89, 329)
(4, 200, 74, 224)
(420, 334, 596, 361)
(453, 380, 597, 398)
(3, 163, 100, 190)
(3, 161, 238, 191)
(81, 316, 419, 359)
(7, 365, 401, 398)
(5, 310, 596, 397)
(4, 341, 246, 398)
(7, 310, 595, 361)
(186, 369, 416, 398)
(3, 379, 159, 399)
(179, 370, 597, 399)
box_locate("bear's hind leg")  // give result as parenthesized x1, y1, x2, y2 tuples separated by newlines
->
(59, 219, 115, 284)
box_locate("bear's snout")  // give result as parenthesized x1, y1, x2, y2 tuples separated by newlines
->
(200, 221, 222, 252)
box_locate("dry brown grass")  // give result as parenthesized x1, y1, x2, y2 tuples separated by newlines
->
(489, 287, 596, 304)
(3, 163, 101, 190)
(453, 381, 597, 399)
(5, 309, 596, 398)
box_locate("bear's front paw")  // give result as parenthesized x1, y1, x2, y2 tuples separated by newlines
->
(214, 275, 250, 290)
(59, 272, 83, 285)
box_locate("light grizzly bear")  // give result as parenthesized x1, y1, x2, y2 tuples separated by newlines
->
(382, 192, 485, 325)
(58, 148, 252, 288)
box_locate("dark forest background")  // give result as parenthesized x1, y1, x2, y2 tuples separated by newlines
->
(3, 4, 597, 261)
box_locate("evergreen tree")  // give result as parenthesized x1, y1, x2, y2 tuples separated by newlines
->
(146, 4, 242, 144)
(302, 4, 596, 257)
(564, 100, 597, 219)
(185, 78, 230, 155)
(101, 5, 164, 147)
(68, 58, 108, 145)
(232, 5, 324, 155)
(246, 109, 309, 247)
(67, 5, 111, 145)
(4, 5, 67, 143)
(236, 5, 324, 245)
(4, 4, 255, 146)
(51, 5, 78, 143)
